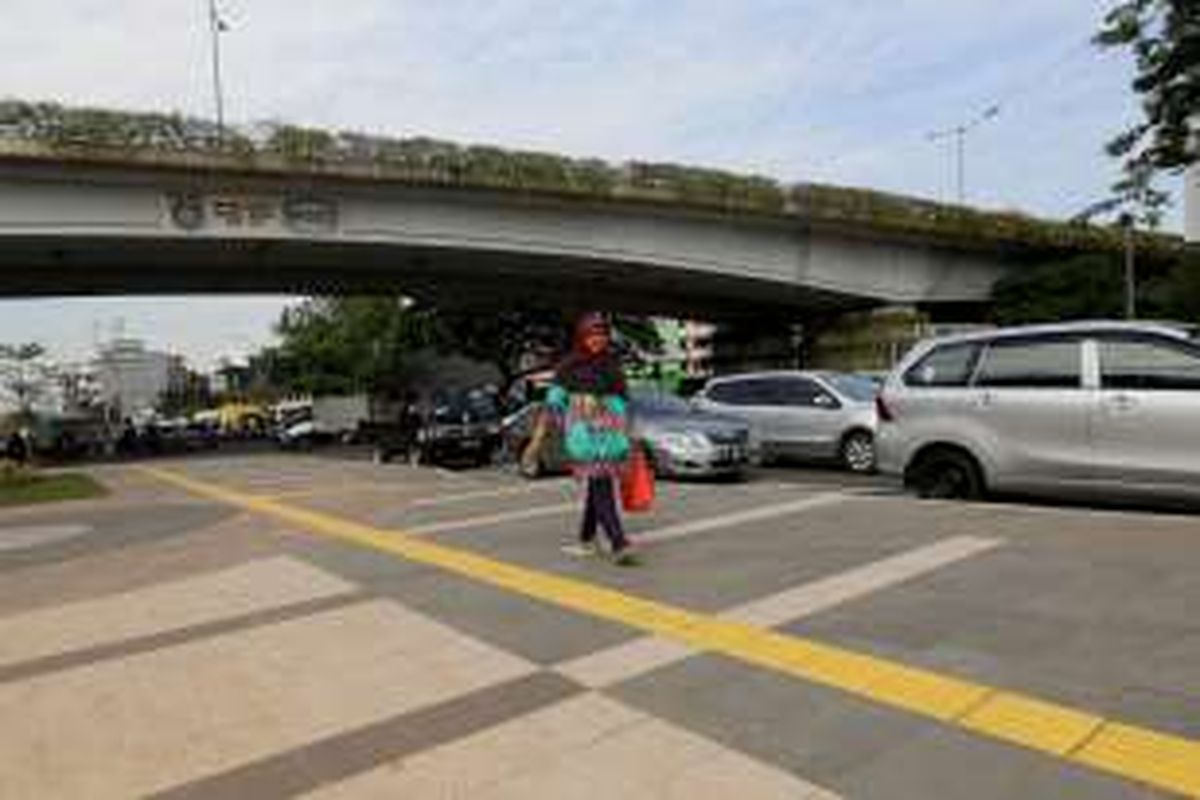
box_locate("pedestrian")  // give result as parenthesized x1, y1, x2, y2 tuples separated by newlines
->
(543, 313, 639, 566)
(6, 429, 28, 467)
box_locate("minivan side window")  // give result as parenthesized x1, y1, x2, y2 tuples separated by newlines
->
(974, 338, 1081, 389)
(903, 343, 980, 388)
(1098, 336, 1200, 390)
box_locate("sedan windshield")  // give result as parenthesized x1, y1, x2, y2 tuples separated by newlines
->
(433, 392, 499, 424)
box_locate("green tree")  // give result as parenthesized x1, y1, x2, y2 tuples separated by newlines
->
(272, 297, 437, 395)
(429, 308, 570, 389)
(1096, 0, 1200, 220)
(266, 298, 664, 397)
(426, 308, 664, 386)
(0, 343, 54, 413)
(990, 251, 1200, 324)
(992, 255, 1129, 324)
(1144, 253, 1200, 321)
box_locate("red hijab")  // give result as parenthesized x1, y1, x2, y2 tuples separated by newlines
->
(555, 313, 627, 396)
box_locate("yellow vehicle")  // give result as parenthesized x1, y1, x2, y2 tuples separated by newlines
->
(216, 403, 268, 438)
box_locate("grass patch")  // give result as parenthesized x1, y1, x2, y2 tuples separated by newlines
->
(0, 469, 107, 508)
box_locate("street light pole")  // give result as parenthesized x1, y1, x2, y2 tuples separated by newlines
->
(954, 125, 966, 206)
(928, 106, 1000, 205)
(207, 0, 227, 143)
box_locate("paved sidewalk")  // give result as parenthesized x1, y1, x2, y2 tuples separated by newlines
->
(0, 455, 1194, 798)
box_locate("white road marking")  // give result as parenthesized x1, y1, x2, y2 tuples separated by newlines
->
(404, 503, 577, 536)
(634, 492, 852, 544)
(403, 486, 860, 541)
(557, 535, 1002, 689)
(724, 535, 1002, 626)
(409, 481, 571, 509)
(0, 524, 93, 552)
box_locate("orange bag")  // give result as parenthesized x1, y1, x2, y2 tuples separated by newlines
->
(621, 446, 655, 513)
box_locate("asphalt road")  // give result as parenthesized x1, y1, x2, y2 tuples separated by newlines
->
(0, 453, 1197, 798)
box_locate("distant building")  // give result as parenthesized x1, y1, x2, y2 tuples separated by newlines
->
(680, 320, 715, 377)
(631, 319, 716, 389)
(93, 338, 175, 417)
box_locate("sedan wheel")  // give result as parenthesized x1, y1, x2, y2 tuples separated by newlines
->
(841, 431, 876, 474)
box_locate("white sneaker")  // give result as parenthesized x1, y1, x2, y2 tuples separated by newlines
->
(561, 542, 599, 557)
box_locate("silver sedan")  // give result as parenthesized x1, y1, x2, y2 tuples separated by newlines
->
(693, 371, 879, 473)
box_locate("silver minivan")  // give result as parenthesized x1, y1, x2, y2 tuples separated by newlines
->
(694, 371, 878, 472)
(876, 321, 1200, 503)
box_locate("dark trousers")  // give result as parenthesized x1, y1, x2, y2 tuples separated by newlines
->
(580, 476, 628, 552)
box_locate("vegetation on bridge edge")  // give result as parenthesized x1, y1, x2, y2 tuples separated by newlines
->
(0, 99, 1181, 259)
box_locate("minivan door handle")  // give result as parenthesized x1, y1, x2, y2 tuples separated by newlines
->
(974, 390, 995, 409)
(1106, 392, 1138, 412)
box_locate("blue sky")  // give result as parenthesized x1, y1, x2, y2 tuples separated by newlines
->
(0, 1, 1160, 369)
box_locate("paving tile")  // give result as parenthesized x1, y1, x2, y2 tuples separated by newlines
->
(611, 652, 933, 785)
(302, 695, 643, 799)
(295, 538, 640, 665)
(0, 555, 354, 668)
(160, 672, 580, 800)
(0, 501, 234, 572)
(0, 600, 534, 799)
(832, 724, 1172, 800)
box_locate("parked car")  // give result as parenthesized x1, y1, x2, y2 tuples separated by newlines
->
(503, 388, 750, 479)
(876, 320, 1200, 504)
(692, 371, 878, 473)
(416, 389, 503, 467)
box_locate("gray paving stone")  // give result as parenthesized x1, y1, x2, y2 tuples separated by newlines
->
(0, 502, 234, 572)
(292, 536, 640, 666)
(611, 652, 935, 786)
(832, 724, 1172, 800)
(437, 499, 951, 614)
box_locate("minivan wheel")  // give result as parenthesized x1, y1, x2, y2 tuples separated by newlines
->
(907, 449, 984, 501)
(840, 431, 876, 474)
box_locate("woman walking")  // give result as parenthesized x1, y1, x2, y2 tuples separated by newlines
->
(543, 313, 639, 566)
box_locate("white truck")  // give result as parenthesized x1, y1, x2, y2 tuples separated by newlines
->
(278, 394, 372, 447)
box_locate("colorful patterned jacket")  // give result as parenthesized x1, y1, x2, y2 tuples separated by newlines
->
(545, 384, 630, 476)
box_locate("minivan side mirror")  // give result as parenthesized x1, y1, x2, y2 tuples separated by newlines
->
(814, 393, 839, 409)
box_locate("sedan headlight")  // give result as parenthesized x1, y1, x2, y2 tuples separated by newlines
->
(658, 431, 712, 454)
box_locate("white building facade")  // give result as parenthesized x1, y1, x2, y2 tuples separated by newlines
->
(93, 338, 175, 418)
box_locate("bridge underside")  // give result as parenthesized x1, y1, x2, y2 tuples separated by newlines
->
(0, 235, 876, 320)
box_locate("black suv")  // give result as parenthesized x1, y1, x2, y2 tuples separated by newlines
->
(416, 390, 502, 467)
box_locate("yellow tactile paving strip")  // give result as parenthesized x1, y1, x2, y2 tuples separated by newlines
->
(141, 466, 1200, 798)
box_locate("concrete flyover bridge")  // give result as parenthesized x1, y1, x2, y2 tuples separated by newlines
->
(0, 101, 1147, 319)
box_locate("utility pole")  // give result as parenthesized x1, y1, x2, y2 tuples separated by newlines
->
(207, 0, 229, 143)
(928, 105, 1000, 205)
(1120, 212, 1136, 320)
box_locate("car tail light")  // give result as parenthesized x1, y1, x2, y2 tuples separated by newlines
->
(875, 395, 895, 423)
